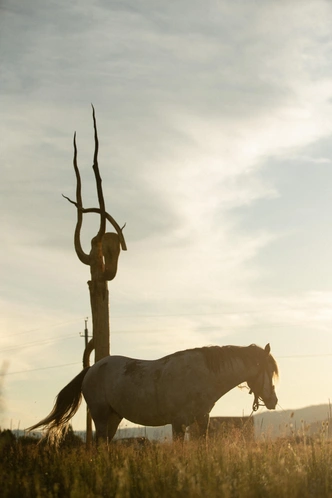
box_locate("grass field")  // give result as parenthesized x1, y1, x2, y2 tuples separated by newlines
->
(1, 429, 332, 498)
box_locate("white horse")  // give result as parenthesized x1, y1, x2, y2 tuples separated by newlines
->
(28, 343, 278, 443)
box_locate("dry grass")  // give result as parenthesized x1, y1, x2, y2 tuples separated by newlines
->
(1, 432, 332, 497)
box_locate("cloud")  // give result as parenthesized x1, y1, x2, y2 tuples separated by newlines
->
(2, 0, 332, 428)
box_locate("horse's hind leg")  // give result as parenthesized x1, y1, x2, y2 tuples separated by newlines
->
(89, 405, 122, 444)
(89, 404, 110, 442)
(107, 410, 122, 442)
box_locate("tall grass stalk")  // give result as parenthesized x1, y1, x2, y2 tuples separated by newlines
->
(1, 435, 332, 497)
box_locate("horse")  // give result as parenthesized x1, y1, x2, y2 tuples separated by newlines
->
(27, 343, 278, 444)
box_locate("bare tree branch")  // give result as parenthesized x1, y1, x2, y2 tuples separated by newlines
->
(62, 194, 78, 206)
(63, 106, 128, 260)
(62, 196, 127, 251)
(83, 338, 95, 369)
(91, 104, 106, 243)
(72, 132, 90, 265)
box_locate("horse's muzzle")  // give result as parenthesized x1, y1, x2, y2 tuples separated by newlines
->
(264, 395, 278, 410)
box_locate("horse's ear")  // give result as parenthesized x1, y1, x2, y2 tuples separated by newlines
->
(264, 343, 271, 355)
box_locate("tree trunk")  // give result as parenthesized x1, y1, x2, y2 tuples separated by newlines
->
(88, 237, 110, 361)
(88, 278, 110, 361)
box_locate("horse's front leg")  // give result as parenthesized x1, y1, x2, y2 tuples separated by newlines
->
(172, 421, 187, 443)
(195, 413, 210, 439)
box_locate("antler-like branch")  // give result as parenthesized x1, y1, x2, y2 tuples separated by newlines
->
(91, 104, 106, 243)
(61, 201, 127, 251)
(72, 132, 91, 265)
(62, 106, 127, 253)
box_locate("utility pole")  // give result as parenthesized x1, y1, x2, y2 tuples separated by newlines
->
(80, 317, 92, 447)
(83, 317, 89, 349)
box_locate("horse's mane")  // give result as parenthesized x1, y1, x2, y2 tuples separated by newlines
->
(199, 344, 279, 378)
(161, 344, 278, 378)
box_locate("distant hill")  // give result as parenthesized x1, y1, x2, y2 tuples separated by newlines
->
(254, 403, 332, 439)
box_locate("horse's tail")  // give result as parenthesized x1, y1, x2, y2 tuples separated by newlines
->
(27, 367, 90, 444)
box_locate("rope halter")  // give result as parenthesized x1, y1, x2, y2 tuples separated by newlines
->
(247, 362, 268, 412)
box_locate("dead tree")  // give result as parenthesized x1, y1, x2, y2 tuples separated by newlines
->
(63, 106, 126, 446)
(63, 105, 127, 365)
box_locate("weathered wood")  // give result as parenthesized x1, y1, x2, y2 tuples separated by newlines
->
(63, 107, 127, 362)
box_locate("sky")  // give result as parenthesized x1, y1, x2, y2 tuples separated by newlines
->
(1, 0, 332, 433)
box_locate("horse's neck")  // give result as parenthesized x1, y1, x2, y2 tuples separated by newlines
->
(218, 357, 258, 390)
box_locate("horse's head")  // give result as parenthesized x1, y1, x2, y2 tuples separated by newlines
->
(247, 343, 278, 411)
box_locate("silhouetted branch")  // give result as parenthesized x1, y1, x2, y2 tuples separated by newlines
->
(91, 104, 106, 243)
(62, 106, 128, 258)
(72, 132, 90, 266)
(62, 196, 127, 251)
(83, 338, 95, 369)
